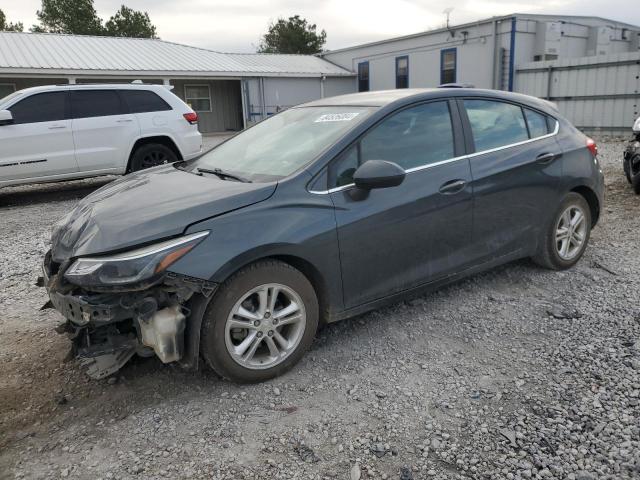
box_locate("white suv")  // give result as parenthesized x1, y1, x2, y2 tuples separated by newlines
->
(0, 84, 203, 188)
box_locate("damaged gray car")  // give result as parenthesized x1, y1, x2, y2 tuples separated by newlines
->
(42, 88, 604, 382)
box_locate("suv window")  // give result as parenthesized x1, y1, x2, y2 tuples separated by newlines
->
(70, 90, 126, 119)
(330, 101, 455, 187)
(464, 99, 528, 152)
(524, 108, 550, 138)
(121, 90, 171, 113)
(9, 92, 67, 124)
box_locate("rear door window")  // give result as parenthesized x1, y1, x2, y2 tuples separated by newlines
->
(70, 90, 126, 119)
(120, 90, 172, 113)
(9, 92, 68, 124)
(464, 99, 529, 151)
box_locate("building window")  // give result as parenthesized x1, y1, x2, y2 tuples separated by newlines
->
(440, 48, 457, 85)
(358, 62, 370, 92)
(185, 85, 212, 112)
(396, 56, 409, 89)
(0, 83, 16, 99)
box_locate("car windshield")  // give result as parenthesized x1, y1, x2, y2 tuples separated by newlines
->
(190, 106, 376, 182)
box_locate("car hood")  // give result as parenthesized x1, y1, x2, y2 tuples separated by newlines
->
(50, 165, 277, 262)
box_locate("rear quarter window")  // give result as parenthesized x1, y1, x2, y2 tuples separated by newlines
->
(121, 90, 172, 113)
(524, 108, 552, 138)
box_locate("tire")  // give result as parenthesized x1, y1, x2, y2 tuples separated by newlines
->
(128, 143, 178, 173)
(630, 155, 640, 195)
(532, 192, 592, 270)
(623, 157, 632, 184)
(200, 260, 319, 383)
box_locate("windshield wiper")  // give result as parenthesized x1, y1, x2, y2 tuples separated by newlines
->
(196, 167, 251, 183)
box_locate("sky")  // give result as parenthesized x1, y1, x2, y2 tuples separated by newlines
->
(2, 0, 640, 53)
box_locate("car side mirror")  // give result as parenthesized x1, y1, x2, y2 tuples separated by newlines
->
(0, 110, 13, 126)
(353, 160, 406, 190)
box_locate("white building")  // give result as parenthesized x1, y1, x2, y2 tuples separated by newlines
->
(0, 32, 355, 134)
(321, 14, 640, 93)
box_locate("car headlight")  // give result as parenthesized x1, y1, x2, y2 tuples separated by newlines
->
(64, 231, 209, 287)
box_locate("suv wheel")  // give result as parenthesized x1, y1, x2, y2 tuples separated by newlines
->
(532, 192, 591, 270)
(200, 260, 319, 383)
(129, 144, 178, 173)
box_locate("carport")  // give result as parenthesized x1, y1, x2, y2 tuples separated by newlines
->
(0, 32, 355, 134)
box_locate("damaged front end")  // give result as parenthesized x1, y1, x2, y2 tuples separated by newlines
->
(40, 232, 216, 379)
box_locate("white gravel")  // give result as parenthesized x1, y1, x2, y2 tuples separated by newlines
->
(0, 140, 638, 480)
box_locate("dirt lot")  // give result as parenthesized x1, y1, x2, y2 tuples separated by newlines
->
(0, 141, 639, 480)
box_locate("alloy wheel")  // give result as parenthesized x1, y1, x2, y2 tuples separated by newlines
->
(224, 283, 307, 370)
(555, 205, 587, 260)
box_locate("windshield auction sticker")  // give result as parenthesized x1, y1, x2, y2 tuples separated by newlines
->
(314, 113, 360, 123)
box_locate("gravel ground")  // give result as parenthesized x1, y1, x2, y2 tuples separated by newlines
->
(0, 140, 638, 480)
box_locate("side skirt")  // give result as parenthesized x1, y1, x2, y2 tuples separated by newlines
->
(328, 249, 526, 323)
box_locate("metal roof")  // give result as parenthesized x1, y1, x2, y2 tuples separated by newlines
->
(0, 32, 354, 78)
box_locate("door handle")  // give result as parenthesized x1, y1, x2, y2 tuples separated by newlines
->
(536, 152, 561, 164)
(116, 119, 133, 123)
(48, 125, 66, 130)
(439, 179, 466, 195)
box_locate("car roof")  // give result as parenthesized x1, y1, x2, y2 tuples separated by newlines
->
(9, 83, 168, 97)
(301, 88, 559, 115)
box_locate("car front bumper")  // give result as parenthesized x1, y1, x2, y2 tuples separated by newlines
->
(41, 250, 217, 378)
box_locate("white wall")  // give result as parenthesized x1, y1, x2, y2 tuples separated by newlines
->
(323, 20, 508, 91)
(324, 77, 356, 98)
(322, 15, 640, 93)
(515, 51, 640, 133)
(243, 76, 356, 125)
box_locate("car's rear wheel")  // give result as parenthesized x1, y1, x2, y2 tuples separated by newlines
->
(200, 260, 319, 383)
(532, 192, 591, 270)
(129, 144, 178, 173)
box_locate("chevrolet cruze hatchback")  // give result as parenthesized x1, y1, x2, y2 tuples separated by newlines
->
(43, 88, 604, 382)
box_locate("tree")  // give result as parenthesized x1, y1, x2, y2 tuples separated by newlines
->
(105, 6, 157, 38)
(34, 0, 103, 35)
(0, 8, 25, 32)
(31, 0, 158, 38)
(258, 15, 326, 54)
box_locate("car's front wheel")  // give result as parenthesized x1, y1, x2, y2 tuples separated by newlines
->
(200, 260, 319, 383)
(532, 192, 592, 270)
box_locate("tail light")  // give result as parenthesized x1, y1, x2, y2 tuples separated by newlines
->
(183, 112, 198, 125)
(586, 137, 598, 157)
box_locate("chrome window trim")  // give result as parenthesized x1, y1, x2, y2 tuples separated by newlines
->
(309, 120, 559, 195)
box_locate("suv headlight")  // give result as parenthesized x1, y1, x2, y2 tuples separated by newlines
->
(64, 231, 209, 287)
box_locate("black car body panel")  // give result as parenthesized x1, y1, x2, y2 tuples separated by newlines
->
(43, 88, 605, 378)
(50, 164, 277, 262)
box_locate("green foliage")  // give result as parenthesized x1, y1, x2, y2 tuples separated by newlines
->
(30, 0, 158, 38)
(258, 15, 326, 54)
(105, 5, 157, 38)
(34, 0, 103, 35)
(0, 8, 25, 32)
